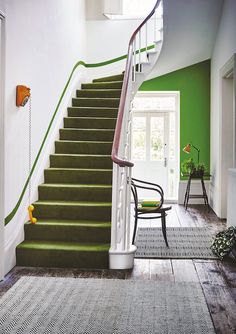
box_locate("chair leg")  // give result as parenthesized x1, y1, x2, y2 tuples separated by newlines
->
(132, 211, 138, 245)
(161, 213, 169, 248)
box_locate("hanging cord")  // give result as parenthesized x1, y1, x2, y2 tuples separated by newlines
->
(27, 95, 37, 224)
(28, 95, 32, 206)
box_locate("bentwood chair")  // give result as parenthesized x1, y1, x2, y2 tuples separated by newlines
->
(131, 178, 172, 247)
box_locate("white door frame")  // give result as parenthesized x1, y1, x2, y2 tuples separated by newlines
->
(219, 54, 236, 219)
(132, 91, 180, 200)
(0, 11, 5, 281)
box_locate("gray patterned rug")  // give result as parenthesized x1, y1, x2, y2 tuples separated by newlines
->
(135, 227, 218, 259)
(0, 276, 215, 334)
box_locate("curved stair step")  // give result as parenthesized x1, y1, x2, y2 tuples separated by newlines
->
(16, 241, 109, 269)
(81, 81, 123, 90)
(93, 73, 124, 82)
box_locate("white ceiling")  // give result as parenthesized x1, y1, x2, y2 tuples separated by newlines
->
(149, 0, 224, 78)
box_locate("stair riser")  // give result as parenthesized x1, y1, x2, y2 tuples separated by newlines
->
(44, 169, 112, 185)
(55, 141, 112, 155)
(34, 204, 112, 221)
(81, 82, 123, 89)
(93, 74, 124, 82)
(67, 108, 118, 118)
(60, 129, 114, 141)
(38, 186, 112, 202)
(24, 224, 111, 243)
(72, 98, 120, 108)
(50, 155, 112, 169)
(64, 118, 116, 129)
(76, 90, 121, 98)
(16, 248, 109, 269)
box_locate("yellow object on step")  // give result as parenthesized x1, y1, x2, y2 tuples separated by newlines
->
(28, 205, 37, 224)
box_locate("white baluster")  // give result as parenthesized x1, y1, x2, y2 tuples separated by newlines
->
(154, 9, 157, 41)
(139, 30, 141, 72)
(145, 23, 148, 60)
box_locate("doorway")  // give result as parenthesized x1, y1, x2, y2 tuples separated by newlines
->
(131, 91, 179, 200)
(0, 12, 5, 280)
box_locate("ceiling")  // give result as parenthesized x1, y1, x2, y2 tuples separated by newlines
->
(149, 0, 224, 78)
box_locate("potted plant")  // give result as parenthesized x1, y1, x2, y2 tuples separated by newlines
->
(181, 158, 196, 175)
(195, 162, 206, 177)
(182, 158, 207, 177)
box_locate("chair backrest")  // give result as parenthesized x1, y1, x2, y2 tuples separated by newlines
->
(131, 178, 164, 210)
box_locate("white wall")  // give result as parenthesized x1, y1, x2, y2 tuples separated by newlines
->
(210, 0, 236, 217)
(149, 0, 223, 79)
(86, 0, 162, 78)
(0, 0, 5, 280)
(3, 0, 87, 275)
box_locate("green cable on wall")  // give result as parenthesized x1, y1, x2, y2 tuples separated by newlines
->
(4, 44, 155, 225)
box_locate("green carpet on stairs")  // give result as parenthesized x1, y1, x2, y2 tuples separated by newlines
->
(16, 73, 123, 269)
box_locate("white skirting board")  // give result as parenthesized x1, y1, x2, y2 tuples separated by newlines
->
(178, 180, 210, 205)
(227, 169, 236, 227)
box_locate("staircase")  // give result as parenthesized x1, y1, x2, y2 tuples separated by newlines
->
(16, 74, 123, 269)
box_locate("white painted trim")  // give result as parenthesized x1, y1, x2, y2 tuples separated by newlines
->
(0, 14, 5, 281)
(178, 180, 210, 205)
(218, 54, 236, 218)
(227, 168, 236, 227)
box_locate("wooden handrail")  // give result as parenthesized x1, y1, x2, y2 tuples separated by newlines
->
(111, 0, 161, 167)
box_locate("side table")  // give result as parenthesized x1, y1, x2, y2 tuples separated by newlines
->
(183, 173, 210, 210)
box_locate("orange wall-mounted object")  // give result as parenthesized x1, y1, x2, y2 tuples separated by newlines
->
(16, 85, 31, 107)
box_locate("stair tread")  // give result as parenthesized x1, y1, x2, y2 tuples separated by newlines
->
(17, 240, 110, 251)
(84, 81, 123, 85)
(61, 128, 114, 132)
(40, 183, 112, 189)
(79, 89, 121, 92)
(51, 153, 111, 157)
(45, 168, 112, 171)
(35, 200, 112, 206)
(56, 140, 113, 144)
(65, 116, 117, 120)
(73, 97, 120, 100)
(68, 107, 118, 110)
(93, 74, 124, 83)
(25, 220, 111, 227)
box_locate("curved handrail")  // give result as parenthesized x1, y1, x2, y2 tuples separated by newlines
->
(111, 0, 161, 167)
(4, 46, 155, 226)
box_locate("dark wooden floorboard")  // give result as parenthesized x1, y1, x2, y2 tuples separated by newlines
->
(0, 204, 235, 334)
(195, 261, 236, 334)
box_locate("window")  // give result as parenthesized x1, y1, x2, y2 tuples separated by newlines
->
(103, 0, 163, 20)
(132, 117, 146, 160)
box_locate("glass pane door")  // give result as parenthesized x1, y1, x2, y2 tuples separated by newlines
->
(131, 112, 169, 199)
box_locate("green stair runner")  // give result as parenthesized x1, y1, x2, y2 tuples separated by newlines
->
(16, 73, 123, 269)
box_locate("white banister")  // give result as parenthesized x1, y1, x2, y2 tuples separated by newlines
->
(110, 0, 163, 269)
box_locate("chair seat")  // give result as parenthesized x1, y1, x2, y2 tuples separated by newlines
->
(137, 205, 172, 213)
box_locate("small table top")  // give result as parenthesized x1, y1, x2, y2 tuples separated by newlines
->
(181, 172, 211, 179)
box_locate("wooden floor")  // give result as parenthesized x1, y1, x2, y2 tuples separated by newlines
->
(1, 204, 236, 334)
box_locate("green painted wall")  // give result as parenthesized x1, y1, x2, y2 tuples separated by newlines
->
(140, 59, 210, 179)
